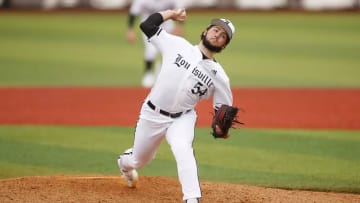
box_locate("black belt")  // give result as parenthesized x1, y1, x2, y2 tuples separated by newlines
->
(147, 100, 190, 118)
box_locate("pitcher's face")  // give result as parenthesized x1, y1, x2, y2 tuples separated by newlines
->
(204, 26, 228, 48)
(201, 26, 228, 53)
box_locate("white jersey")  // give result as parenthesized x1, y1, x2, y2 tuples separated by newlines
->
(147, 29, 233, 112)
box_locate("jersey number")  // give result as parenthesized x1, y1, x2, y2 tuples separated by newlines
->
(191, 82, 208, 97)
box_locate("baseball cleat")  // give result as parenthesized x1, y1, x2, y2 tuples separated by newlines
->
(185, 198, 199, 203)
(121, 169, 138, 188)
(117, 149, 138, 188)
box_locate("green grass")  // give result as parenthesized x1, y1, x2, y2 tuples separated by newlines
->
(0, 125, 359, 193)
(1, 12, 360, 87)
(1, 11, 360, 195)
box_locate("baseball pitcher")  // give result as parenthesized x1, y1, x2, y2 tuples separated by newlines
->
(118, 8, 241, 203)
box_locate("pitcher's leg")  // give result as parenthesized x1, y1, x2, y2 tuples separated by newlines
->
(166, 111, 201, 201)
(119, 117, 167, 172)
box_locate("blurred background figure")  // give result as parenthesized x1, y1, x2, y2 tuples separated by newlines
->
(42, 0, 79, 10)
(126, 0, 185, 88)
(89, 0, 129, 10)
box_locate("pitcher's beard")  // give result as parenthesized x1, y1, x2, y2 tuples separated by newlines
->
(202, 37, 223, 53)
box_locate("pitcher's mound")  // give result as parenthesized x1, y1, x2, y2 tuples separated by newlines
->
(0, 175, 359, 203)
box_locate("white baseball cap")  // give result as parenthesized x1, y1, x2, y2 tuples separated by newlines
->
(210, 18, 235, 40)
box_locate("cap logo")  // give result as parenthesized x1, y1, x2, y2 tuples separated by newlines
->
(223, 19, 230, 25)
(220, 18, 235, 35)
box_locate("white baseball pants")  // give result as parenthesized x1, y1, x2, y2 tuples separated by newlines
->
(119, 101, 202, 200)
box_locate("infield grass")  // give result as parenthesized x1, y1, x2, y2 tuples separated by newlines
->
(0, 125, 359, 193)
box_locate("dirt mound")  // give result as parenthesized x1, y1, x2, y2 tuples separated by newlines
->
(0, 176, 359, 203)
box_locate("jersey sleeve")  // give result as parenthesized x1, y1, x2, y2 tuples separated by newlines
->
(148, 29, 185, 52)
(140, 12, 164, 39)
(212, 67, 233, 109)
